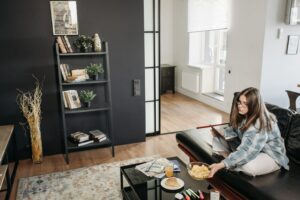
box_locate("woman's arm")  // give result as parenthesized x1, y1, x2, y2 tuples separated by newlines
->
(222, 129, 268, 168)
(209, 128, 268, 177)
(208, 162, 225, 178)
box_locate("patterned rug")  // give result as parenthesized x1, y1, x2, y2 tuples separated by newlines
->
(17, 156, 158, 200)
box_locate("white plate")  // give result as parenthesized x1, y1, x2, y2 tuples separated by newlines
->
(160, 177, 184, 190)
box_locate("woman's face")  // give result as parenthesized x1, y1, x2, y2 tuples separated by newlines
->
(237, 95, 248, 115)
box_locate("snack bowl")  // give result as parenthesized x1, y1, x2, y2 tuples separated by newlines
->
(187, 162, 210, 180)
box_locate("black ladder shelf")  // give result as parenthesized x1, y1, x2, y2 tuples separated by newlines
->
(55, 41, 115, 164)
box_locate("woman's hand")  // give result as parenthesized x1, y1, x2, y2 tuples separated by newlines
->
(208, 162, 225, 178)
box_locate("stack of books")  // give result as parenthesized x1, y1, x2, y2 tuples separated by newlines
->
(68, 69, 89, 82)
(69, 131, 94, 146)
(89, 130, 107, 142)
(56, 36, 73, 53)
(60, 64, 89, 83)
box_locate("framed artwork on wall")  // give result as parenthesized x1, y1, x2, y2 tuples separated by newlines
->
(50, 1, 78, 35)
(286, 35, 299, 55)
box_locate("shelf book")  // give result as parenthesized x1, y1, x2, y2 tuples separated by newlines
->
(63, 36, 73, 53)
(68, 130, 108, 147)
(63, 90, 81, 109)
(60, 64, 89, 83)
(89, 129, 107, 142)
(56, 36, 67, 53)
(69, 131, 89, 142)
(69, 131, 93, 147)
(56, 35, 73, 53)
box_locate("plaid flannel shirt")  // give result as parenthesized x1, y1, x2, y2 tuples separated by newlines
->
(222, 121, 289, 170)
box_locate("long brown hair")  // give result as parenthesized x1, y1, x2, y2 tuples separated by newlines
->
(230, 87, 276, 132)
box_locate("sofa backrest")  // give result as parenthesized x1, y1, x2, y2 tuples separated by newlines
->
(285, 113, 300, 164)
(265, 103, 294, 138)
(265, 103, 300, 164)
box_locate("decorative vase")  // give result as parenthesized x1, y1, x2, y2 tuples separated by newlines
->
(85, 102, 91, 108)
(93, 33, 102, 52)
(17, 78, 43, 164)
(29, 122, 43, 164)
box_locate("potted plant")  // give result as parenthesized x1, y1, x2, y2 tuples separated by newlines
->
(86, 63, 104, 80)
(73, 35, 93, 52)
(80, 90, 96, 108)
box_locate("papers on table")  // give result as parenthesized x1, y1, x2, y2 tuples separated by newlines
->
(135, 158, 174, 178)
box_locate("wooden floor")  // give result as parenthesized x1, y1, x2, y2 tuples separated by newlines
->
(8, 92, 229, 199)
(161, 93, 229, 133)
(9, 134, 189, 199)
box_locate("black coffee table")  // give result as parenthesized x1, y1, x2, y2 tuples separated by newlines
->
(120, 157, 212, 200)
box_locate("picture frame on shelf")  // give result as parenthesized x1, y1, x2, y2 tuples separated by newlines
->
(50, 1, 78, 35)
(286, 35, 299, 55)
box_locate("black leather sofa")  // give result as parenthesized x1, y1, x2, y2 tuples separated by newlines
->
(176, 104, 300, 200)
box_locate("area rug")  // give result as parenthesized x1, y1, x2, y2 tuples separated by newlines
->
(17, 155, 158, 200)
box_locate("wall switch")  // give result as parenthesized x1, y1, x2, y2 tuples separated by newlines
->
(133, 79, 141, 96)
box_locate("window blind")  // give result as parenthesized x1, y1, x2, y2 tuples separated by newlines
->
(188, 0, 229, 32)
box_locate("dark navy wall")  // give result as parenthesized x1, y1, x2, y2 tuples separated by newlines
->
(0, 0, 145, 159)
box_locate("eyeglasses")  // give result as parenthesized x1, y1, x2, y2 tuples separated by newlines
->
(237, 101, 248, 107)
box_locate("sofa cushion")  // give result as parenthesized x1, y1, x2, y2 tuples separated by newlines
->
(286, 113, 300, 164)
(176, 128, 223, 163)
(176, 129, 300, 200)
(265, 103, 293, 138)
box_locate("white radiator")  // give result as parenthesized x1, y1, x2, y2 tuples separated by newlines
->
(181, 71, 200, 93)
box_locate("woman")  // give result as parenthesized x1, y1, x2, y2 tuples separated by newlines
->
(209, 87, 289, 177)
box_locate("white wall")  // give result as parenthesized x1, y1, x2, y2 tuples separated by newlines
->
(260, 0, 300, 108)
(171, 0, 269, 113)
(161, 0, 174, 64)
(223, 0, 268, 112)
(163, 0, 299, 113)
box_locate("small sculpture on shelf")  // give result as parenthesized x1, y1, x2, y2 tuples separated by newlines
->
(93, 33, 102, 52)
(86, 63, 104, 80)
(80, 90, 96, 108)
(73, 35, 93, 52)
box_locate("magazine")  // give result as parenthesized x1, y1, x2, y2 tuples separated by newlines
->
(135, 158, 173, 178)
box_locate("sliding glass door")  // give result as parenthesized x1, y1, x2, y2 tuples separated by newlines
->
(144, 0, 160, 135)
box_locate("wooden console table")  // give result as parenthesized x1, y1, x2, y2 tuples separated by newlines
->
(0, 125, 18, 200)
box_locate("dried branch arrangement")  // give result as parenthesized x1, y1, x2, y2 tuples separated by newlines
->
(17, 78, 43, 163)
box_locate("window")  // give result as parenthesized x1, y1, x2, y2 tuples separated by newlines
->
(188, 0, 229, 95)
(188, 30, 227, 95)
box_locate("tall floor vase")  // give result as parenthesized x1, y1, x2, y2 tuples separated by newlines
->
(29, 122, 43, 164)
